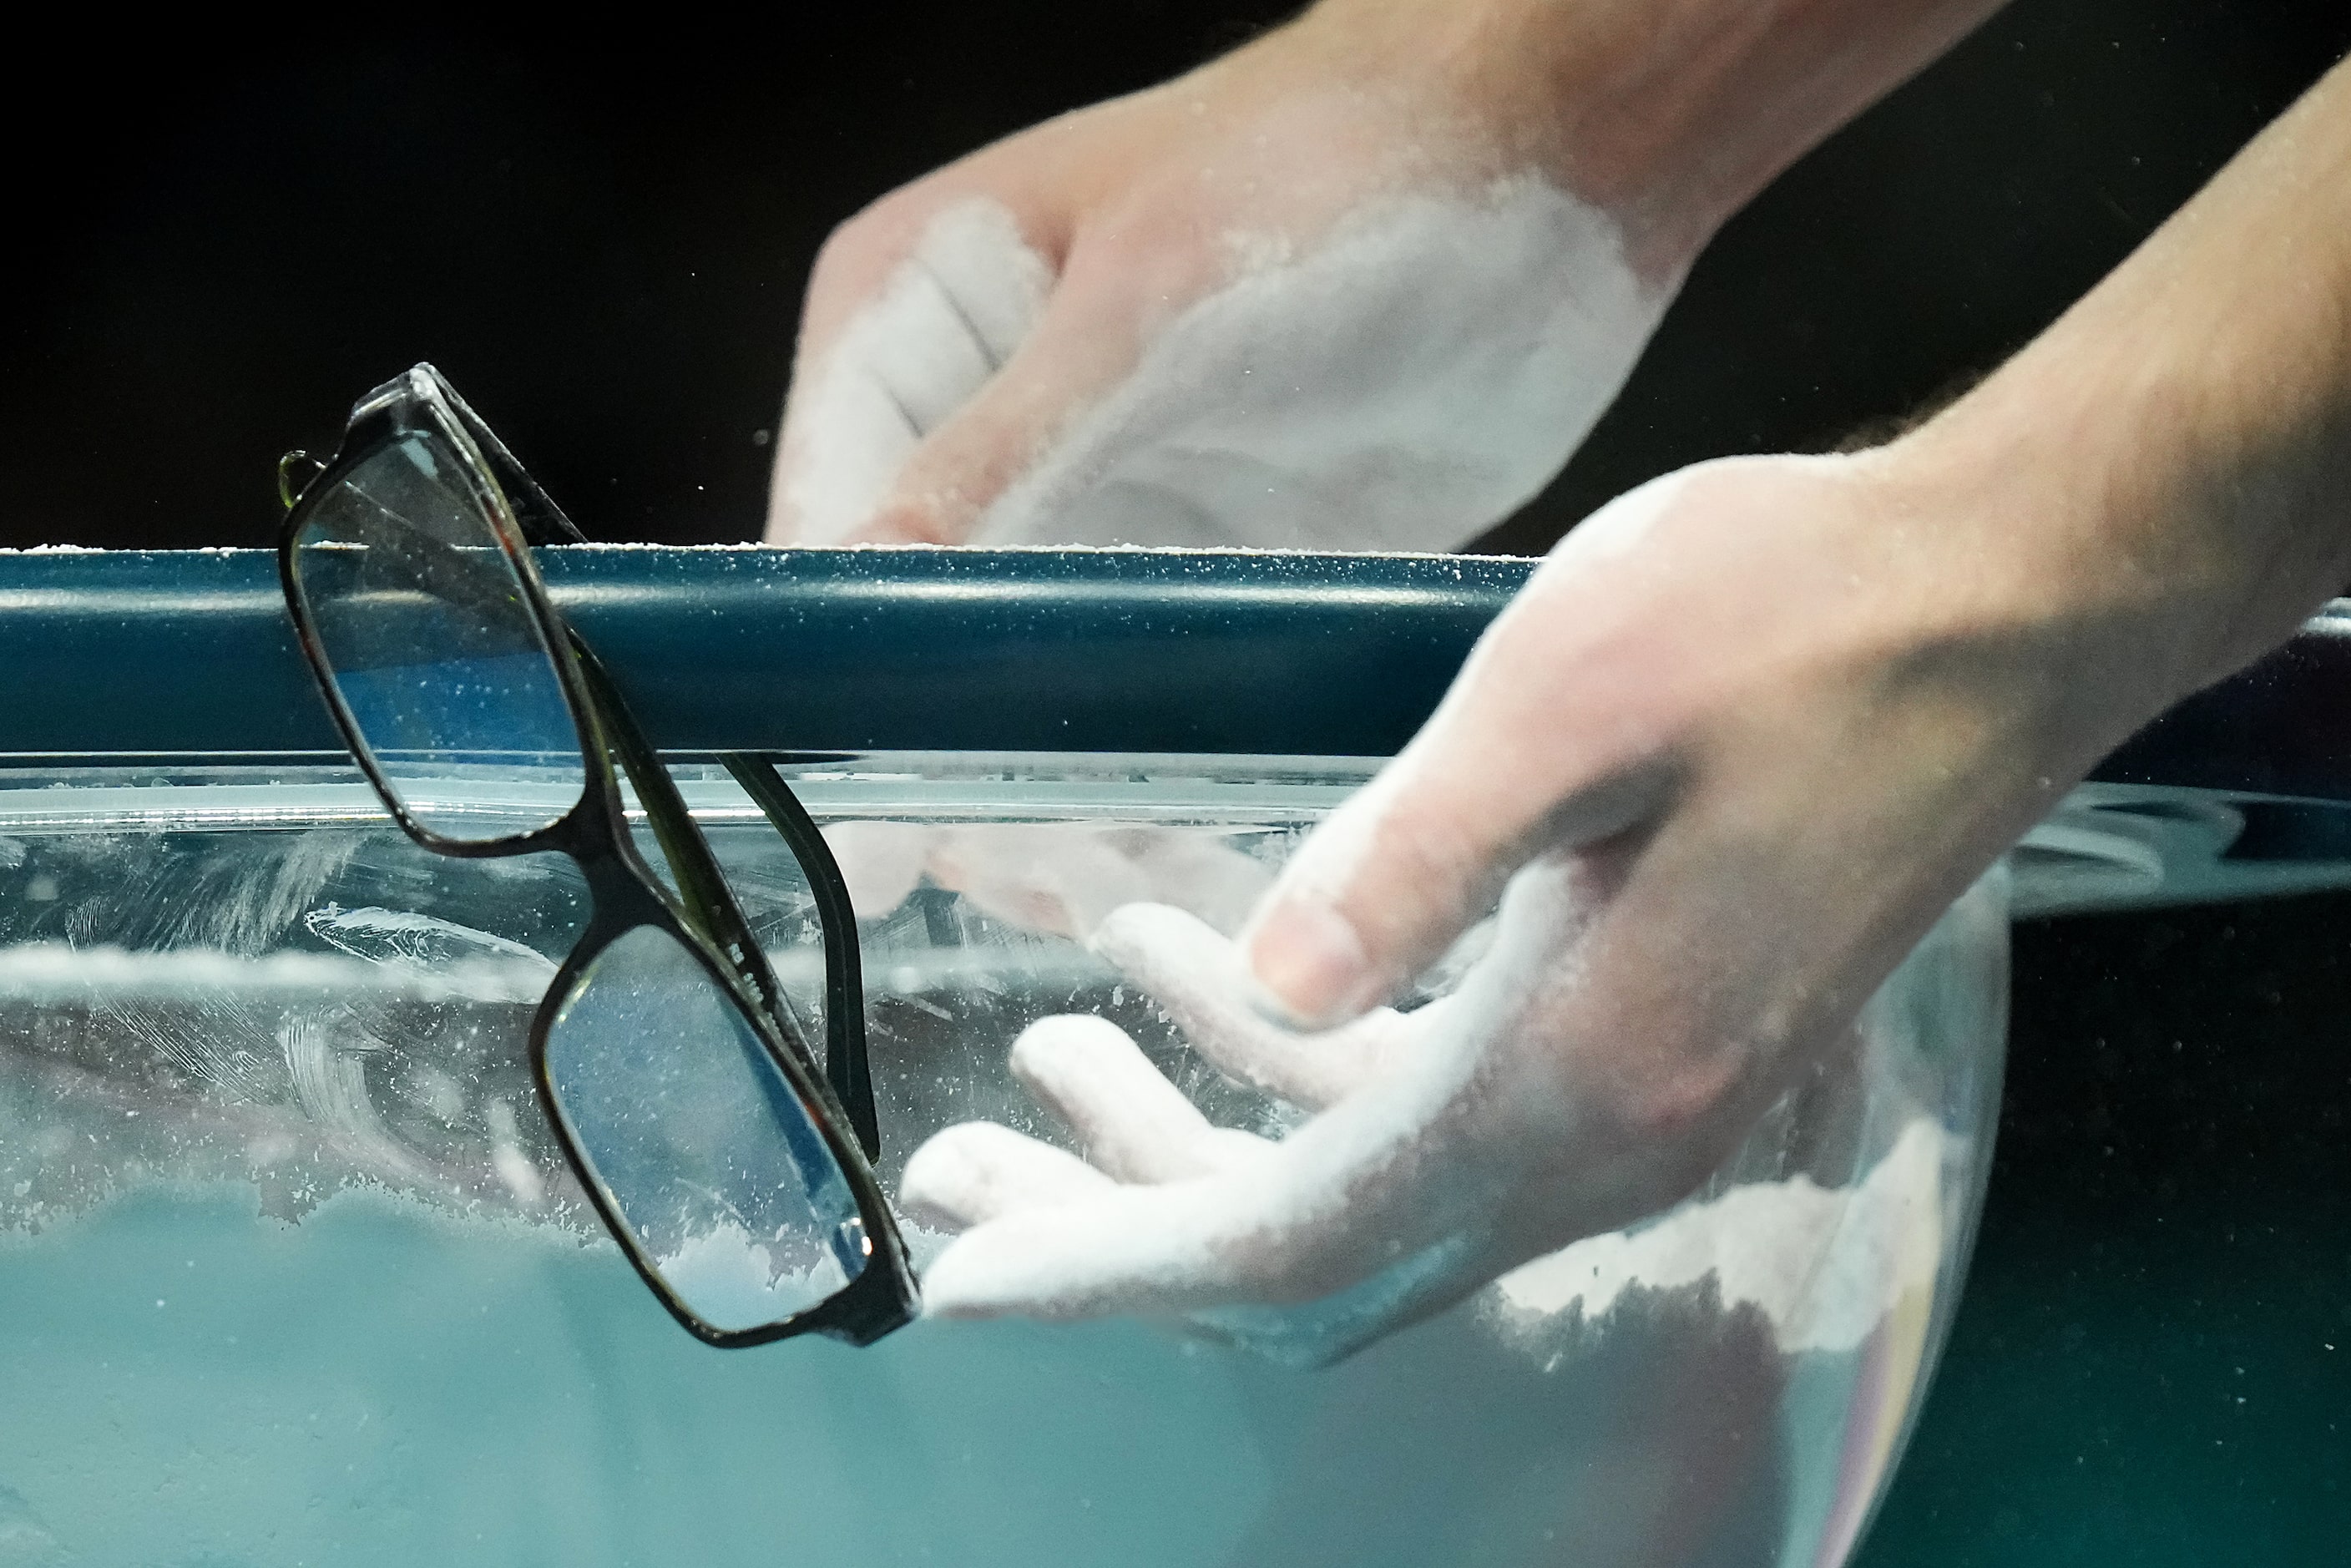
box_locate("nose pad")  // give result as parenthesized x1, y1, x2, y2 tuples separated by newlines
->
(277, 449, 328, 510)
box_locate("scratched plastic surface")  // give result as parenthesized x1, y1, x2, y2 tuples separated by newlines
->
(0, 754, 2055, 1568)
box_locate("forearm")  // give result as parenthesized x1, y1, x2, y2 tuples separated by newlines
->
(1902, 53, 2351, 721)
(1294, 0, 2009, 264)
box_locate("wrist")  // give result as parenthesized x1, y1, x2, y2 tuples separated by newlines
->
(1865, 57, 2351, 761)
(1863, 372, 2332, 797)
(1294, 0, 2003, 271)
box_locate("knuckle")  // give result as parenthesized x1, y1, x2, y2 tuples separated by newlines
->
(810, 184, 945, 291)
(808, 215, 895, 291)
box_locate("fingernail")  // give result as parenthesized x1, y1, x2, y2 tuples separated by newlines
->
(1242, 898, 1382, 1030)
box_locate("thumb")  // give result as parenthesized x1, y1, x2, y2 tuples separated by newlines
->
(1240, 486, 1690, 1026)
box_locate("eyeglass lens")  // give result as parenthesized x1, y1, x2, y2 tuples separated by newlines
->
(613, 765, 834, 1045)
(288, 431, 585, 842)
(544, 923, 871, 1335)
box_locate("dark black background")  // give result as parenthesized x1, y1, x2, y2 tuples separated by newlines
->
(1864, 893, 2351, 1564)
(7, 5, 2350, 1561)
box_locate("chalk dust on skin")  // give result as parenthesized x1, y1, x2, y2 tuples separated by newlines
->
(781, 198, 1052, 544)
(782, 180, 1670, 551)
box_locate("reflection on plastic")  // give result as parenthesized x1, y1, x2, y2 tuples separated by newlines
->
(0, 756, 2025, 1567)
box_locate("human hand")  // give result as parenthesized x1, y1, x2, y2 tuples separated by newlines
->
(822, 821, 1270, 941)
(899, 448, 2181, 1359)
(765, 0, 2029, 552)
(763, 1, 1684, 551)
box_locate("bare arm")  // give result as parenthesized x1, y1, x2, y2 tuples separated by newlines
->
(1900, 50, 2351, 712)
(1312, 0, 2010, 266)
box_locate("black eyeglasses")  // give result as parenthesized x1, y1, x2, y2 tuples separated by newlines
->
(276, 363, 917, 1348)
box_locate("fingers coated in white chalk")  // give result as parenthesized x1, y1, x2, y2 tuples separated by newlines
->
(915, 1128, 1439, 1322)
(1092, 903, 1412, 1110)
(771, 197, 1051, 544)
(918, 1182, 1261, 1321)
(1009, 1014, 1265, 1183)
(920, 1076, 1501, 1324)
(899, 1121, 1114, 1232)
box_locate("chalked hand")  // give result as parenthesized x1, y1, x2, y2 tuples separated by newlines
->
(761, 2, 1679, 553)
(900, 451, 2150, 1361)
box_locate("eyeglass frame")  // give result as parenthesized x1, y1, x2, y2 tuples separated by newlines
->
(276, 362, 915, 1348)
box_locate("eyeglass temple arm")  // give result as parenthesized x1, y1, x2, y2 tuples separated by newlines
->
(426, 369, 588, 546)
(565, 631, 881, 1156)
(718, 754, 878, 1161)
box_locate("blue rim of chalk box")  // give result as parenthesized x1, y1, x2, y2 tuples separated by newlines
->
(2, 544, 2348, 802)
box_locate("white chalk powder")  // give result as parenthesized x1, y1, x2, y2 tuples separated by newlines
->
(0, 940, 549, 1004)
(781, 180, 1671, 550)
(781, 200, 1053, 545)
